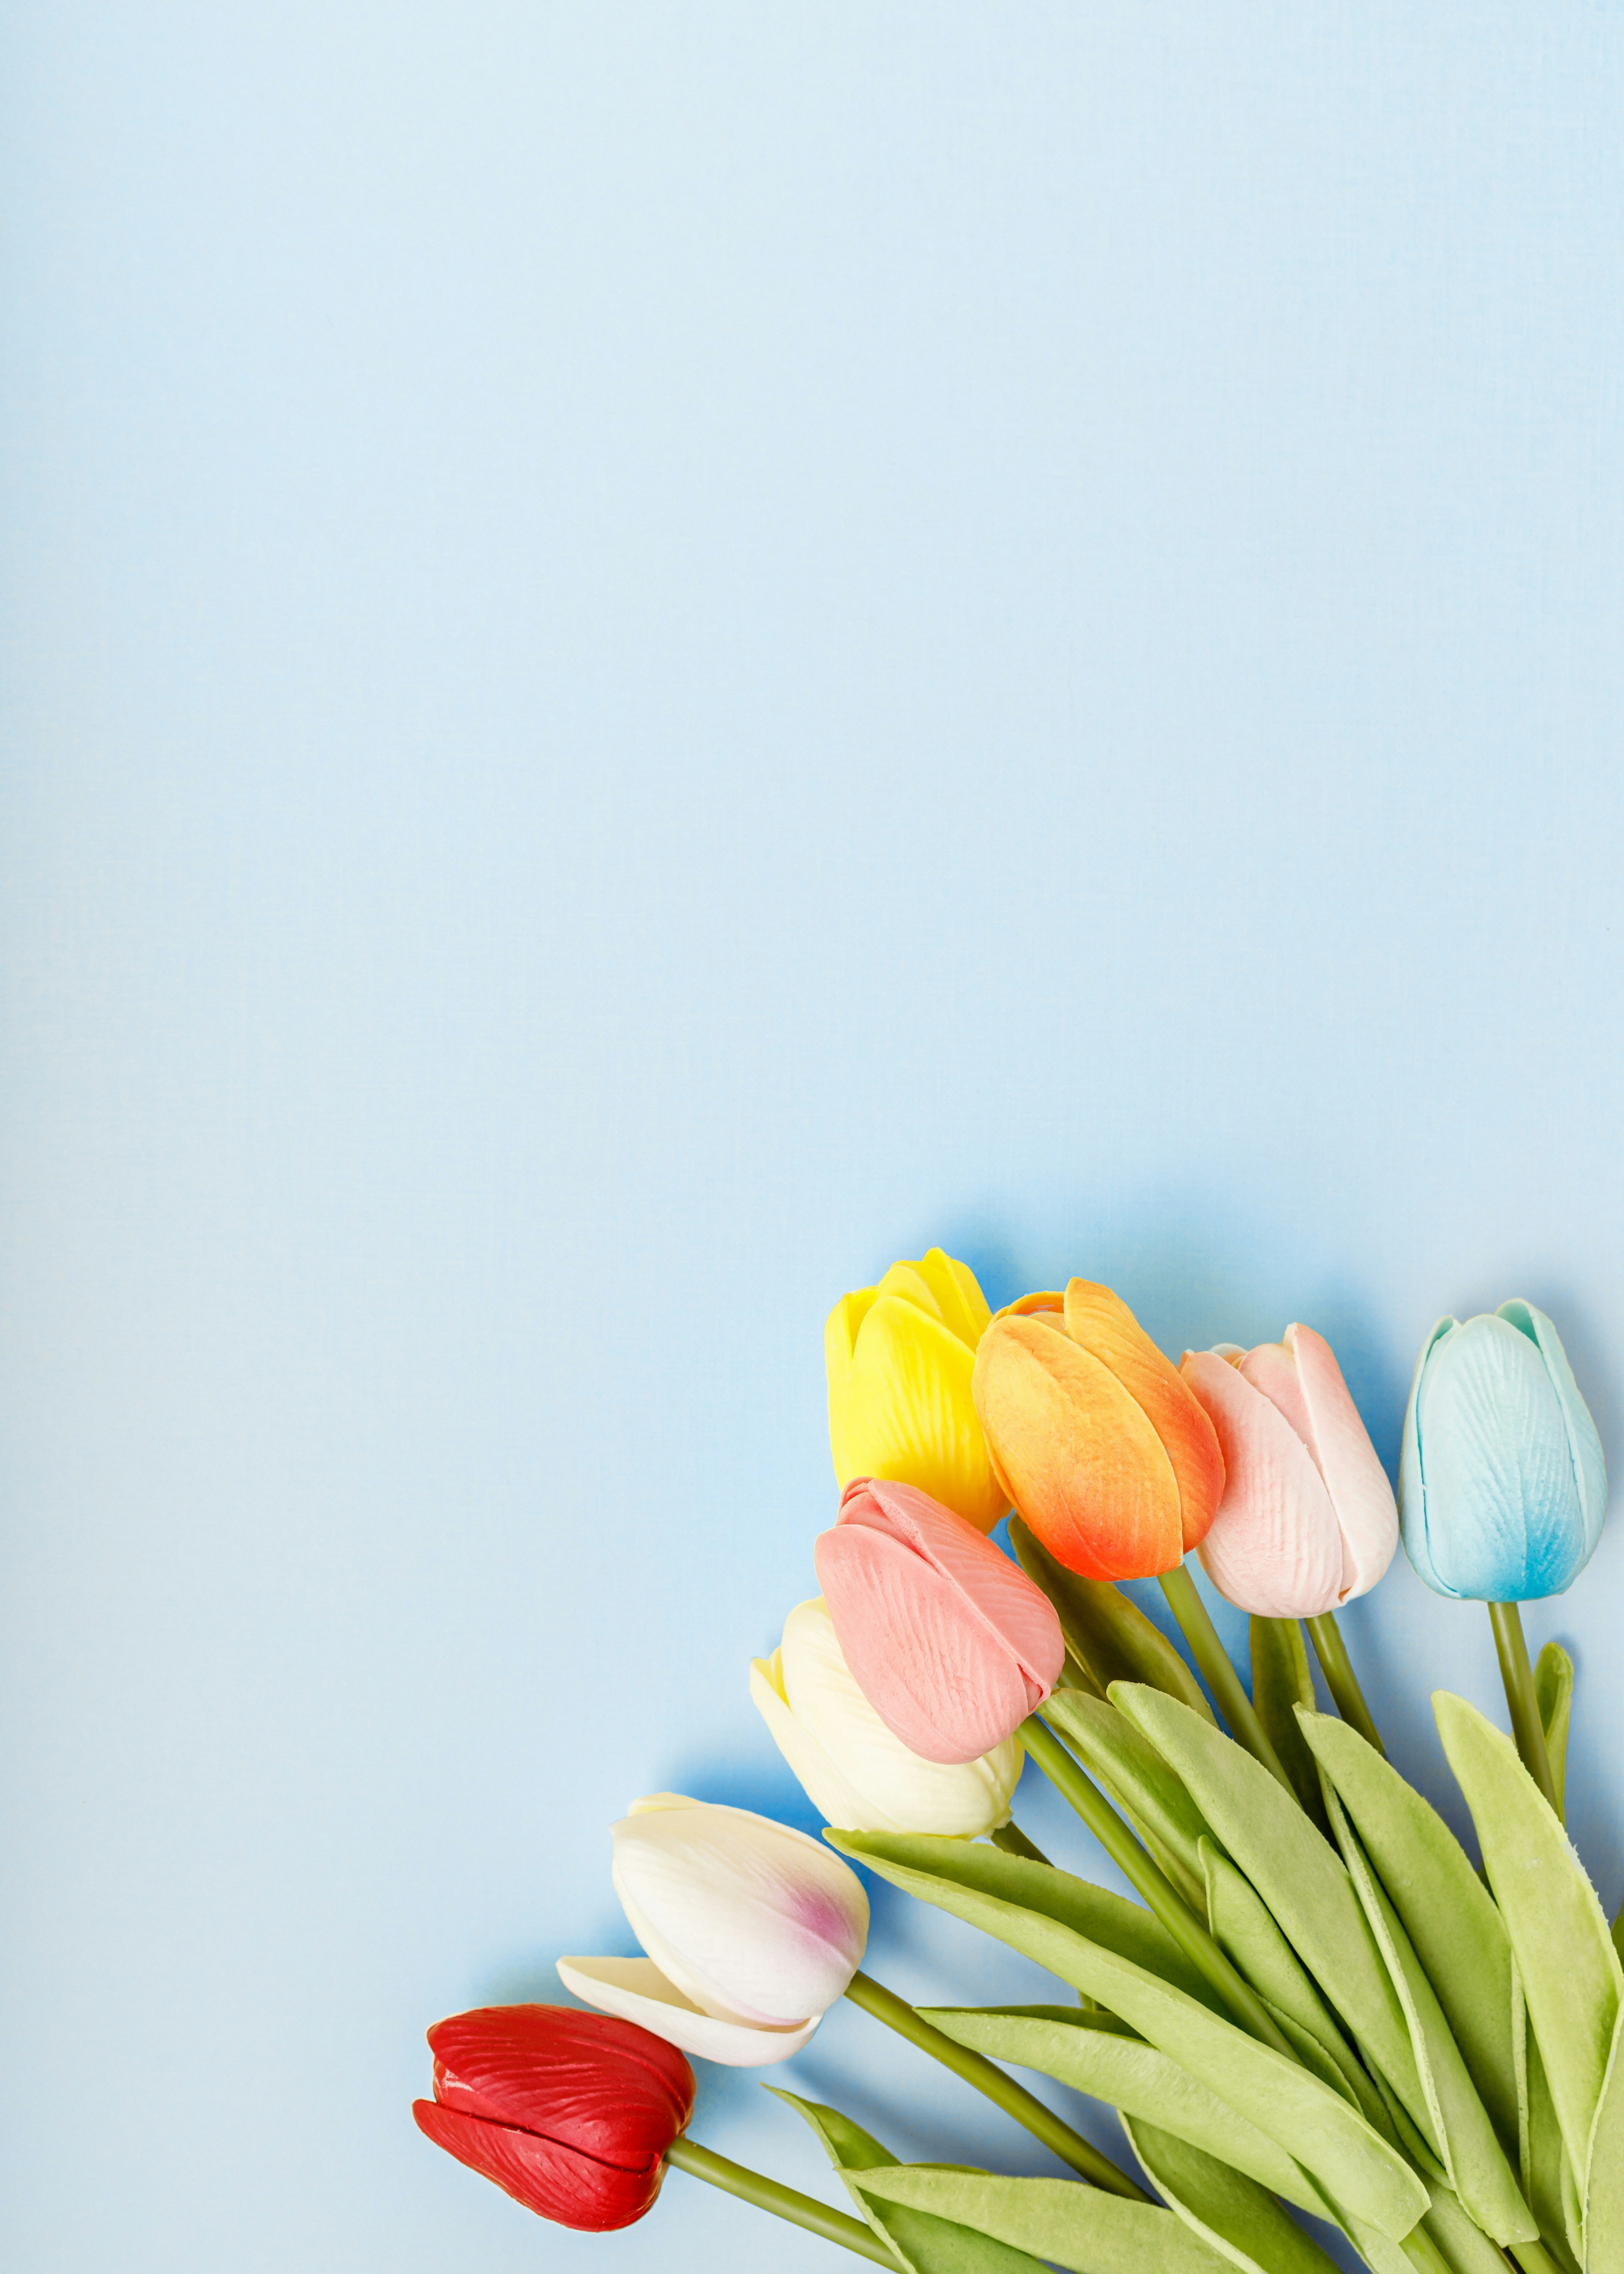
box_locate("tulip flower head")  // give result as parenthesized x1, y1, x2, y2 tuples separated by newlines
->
(815, 1477, 1065, 1763)
(826, 1247, 1007, 1533)
(1179, 1326, 1399, 1618)
(1400, 1299, 1608, 1601)
(751, 1597, 1023, 1836)
(971, 1281, 1224, 1580)
(413, 2003, 694, 2229)
(557, 1794, 868, 2067)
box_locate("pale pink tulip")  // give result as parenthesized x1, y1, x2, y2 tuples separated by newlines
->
(1180, 1326, 1398, 1618)
(814, 1477, 1065, 1764)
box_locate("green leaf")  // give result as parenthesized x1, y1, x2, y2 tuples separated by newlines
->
(1521, 2032, 1582, 2274)
(1111, 1684, 1433, 2150)
(1122, 2115, 1344, 2274)
(919, 2006, 1336, 2222)
(768, 2089, 1046, 2274)
(1248, 1620, 1330, 1832)
(1583, 2012, 1624, 2273)
(1044, 1689, 1212, 1910)
(827, 1829, 1227, 2013)
(929, 2001, 1141, 2035)
(1199, 1840, 1392, 2134)
(1009, 1518, 1216, 1723)
(1316, 1777, 1535, 2245)
(849, 2167, 1236, 2274)
(1420, 2185, 1530, 2274)
(1297, 1708, 1522, 2165)
(828, 1831, 1428, 2242)
(1533, 1644, 1573, 1822)
(1434, 1691, 1623, 2188)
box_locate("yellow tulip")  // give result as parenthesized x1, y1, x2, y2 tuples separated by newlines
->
(824, 1248, 1007, 1534)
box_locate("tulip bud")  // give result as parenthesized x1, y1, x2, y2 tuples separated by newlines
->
(750, 1596, 1023, 1836)
(826, 1247, 1007, 1533)
(971, 1281, 1224, 1579)
(412, 2003, 694, 2229)
(1399, 1299, 1608, 1600)
(1180, 1326, 1399, 1618)
(815, 1477, 1065, 1762)
(558, 1794, 869, 2067)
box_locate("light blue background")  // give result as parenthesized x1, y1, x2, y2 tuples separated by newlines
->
(4, 6, 1623, 2269)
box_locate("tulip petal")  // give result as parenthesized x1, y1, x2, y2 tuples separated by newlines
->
(413, 2097, 665, 2229)
(1182, 1351, 1345, 1618)
(912, 1247, 993, 1350)
(1399, 1318, 1458, 1596)
(754, 1601, 1021, 1836)
(825, 1289, 879, 1482)
(427, 2004, 693, 2161)
(1063, 1282, 1225, 1551)
(1498, 1300, 1608, 1576)
(842, 1295, 1006, 1531)
(972, 1313, 1185, 1579)
(1277, 1325, 1399, 1602)
(557, 1957, 822, 2068)
(1416, 1314, 1590, 1599)
(610, 1796, 868, 2028)
(816, 1521, 1039, 1762)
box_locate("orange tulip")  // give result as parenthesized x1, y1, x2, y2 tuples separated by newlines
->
(970, 1281, 1224, 1580)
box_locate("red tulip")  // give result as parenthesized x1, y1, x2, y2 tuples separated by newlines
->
(412, 2003, 695, 2230)
(815, 1476, 1065, 1763)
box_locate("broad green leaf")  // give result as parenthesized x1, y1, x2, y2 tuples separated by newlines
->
(1521, 2032, 1582, 2274)
(850, 2167, 1234, 2274)
(1122, 2116, 1344, 2274)
(1199, 1839, 1379, 2123)
(932, 2001, 1141, 2035)
(1249, 1620, 1330, 1832)
(1420, 2186, 1528, 2274)
(1113, 1684, 1433, 2148)
(1010, 1519, 1215, 1723)
(1318, 1779, 1535, 2245)
(1584, 2012, 1624, 2274)
(918, 2007, 1336, 2221)
(829, 1830, 1226, 2013)
(1533, 1644, 1573, 1822)
(1045, 1689, 1212, 1909)
(829, 1832, 1428, 2242)
(1434, 1692, 1623, 2186)
(769, 2089, 1045, 2274)
(1298, 1709, 1521, 2163)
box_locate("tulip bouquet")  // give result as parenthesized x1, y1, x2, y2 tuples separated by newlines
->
(415, 1252, 1624, 2274)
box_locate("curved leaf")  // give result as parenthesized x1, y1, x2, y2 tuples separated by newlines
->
(1583, 2013, 1624, 2274)
(1045, 1689, 1211, 1909)
(828, 1832, 1428, 2242)
(1434, 1692, 1622, 2186)
(1249, 1620, 1329, 1832)
(1533, 1643, 1573, 1822)
(1122, 2116, 1344, 2274)
(850, 2167, 1235, 2274)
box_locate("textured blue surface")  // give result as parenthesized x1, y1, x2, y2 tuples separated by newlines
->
(4, 7, 1624, 2269)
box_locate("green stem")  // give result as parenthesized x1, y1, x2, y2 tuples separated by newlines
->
(1488, 1603, 1561, 1816)
(844, 1969, 1147, 2199)
(1159, 1563, 1296, 1794)
(992, 1818, 1052, 1865)
(1020, 1715, 1297, 2061)
(1305, 1612, 1386, 1756)
(664, 2136, 902, 2266)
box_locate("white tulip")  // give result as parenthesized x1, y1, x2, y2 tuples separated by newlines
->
(558, 1793, 868, 2068)
(751, 1597, 1023, 1837)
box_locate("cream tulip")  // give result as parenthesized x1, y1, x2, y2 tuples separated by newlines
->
(558, 1794, 869, 2068)
(751, 1598, 1023, 1837)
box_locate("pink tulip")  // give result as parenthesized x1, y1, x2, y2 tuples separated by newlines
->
(1179, 1326, 1399, 1618)
(814, 1478, 1065, 1764)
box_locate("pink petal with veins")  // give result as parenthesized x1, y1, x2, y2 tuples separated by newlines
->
(1182, 1350, 1345, 1617)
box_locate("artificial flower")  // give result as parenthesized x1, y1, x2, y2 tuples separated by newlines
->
(971, 1280, 1224, 1579)
(1399, 1299, 1608, 1600)
(751, 1596, 1023, 1835)
(412, 2003, 693, 2229)
(815, 1476, 1064, 1761)
(557, 1794, 868, 2067)
(1180, 1325, 1398, 1617)
(826, 1247, 1007, 1532)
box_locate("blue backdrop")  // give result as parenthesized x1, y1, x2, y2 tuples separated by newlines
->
(4, 7, 1622, 2269)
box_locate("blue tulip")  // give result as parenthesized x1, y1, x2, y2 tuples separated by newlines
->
(1399, 1299, 1607, 1600)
